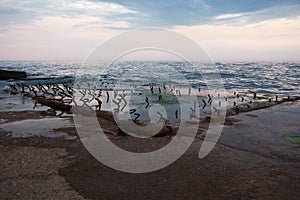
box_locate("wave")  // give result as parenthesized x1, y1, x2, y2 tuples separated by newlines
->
(0, 61, 299, 96)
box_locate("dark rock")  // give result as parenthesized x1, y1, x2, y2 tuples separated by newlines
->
(44, 109, 57, 116)
(154, 125, 173, 137)
(0, 69, 27, 80)
(96, 110, 114, 121)
(35, 98, 72, 112)
(98, 117, 124, 136)
(224, 120, 233, 126)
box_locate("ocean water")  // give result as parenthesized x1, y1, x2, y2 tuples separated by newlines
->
(0, 61, 299, 113)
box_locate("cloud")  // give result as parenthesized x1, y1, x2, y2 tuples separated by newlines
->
(87, 0, 300, 27)
(0, 1, 299, 61)
(0, 15, 123, 60)
(0, 0, 138, 26)
(1, 0, 299, 28)
(1, 14, 299, 61)
(212, 4, 300, 25)
(173, 16, 300, 61)
(215, 14, 242, 20)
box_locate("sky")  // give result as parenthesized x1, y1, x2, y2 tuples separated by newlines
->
(0, 0, 299, 62)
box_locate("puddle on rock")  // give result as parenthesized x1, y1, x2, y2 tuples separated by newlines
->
(0, 118, 77, 140)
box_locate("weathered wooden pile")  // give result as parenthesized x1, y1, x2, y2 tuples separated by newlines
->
(4, 81, 300, 137)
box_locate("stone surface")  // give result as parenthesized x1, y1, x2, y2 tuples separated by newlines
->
(0, 104, 300, 199)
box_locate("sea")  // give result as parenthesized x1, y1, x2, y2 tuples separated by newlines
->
(0, 60, 299, 116)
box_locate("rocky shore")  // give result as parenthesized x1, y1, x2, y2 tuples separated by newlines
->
(0, 103, 300, 199)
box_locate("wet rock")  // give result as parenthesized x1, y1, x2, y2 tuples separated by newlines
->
(154, 125, 173, 137)
(98, 118, 124, 136)
(224, 117, 241, 126)
(244, 114, 258, 117)
(35, 98, 72, 112)
(206, 116, 211, 120)
(42, 109, 57, 116)
(283, 96, 300, 102)
(224, 120, 233, 126)
(226, 99, 298, 117)
(96, 110, 114, 121)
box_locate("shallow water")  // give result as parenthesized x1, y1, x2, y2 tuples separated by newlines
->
(0, 118, 77, 140)
(0, 92, 49, 112)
